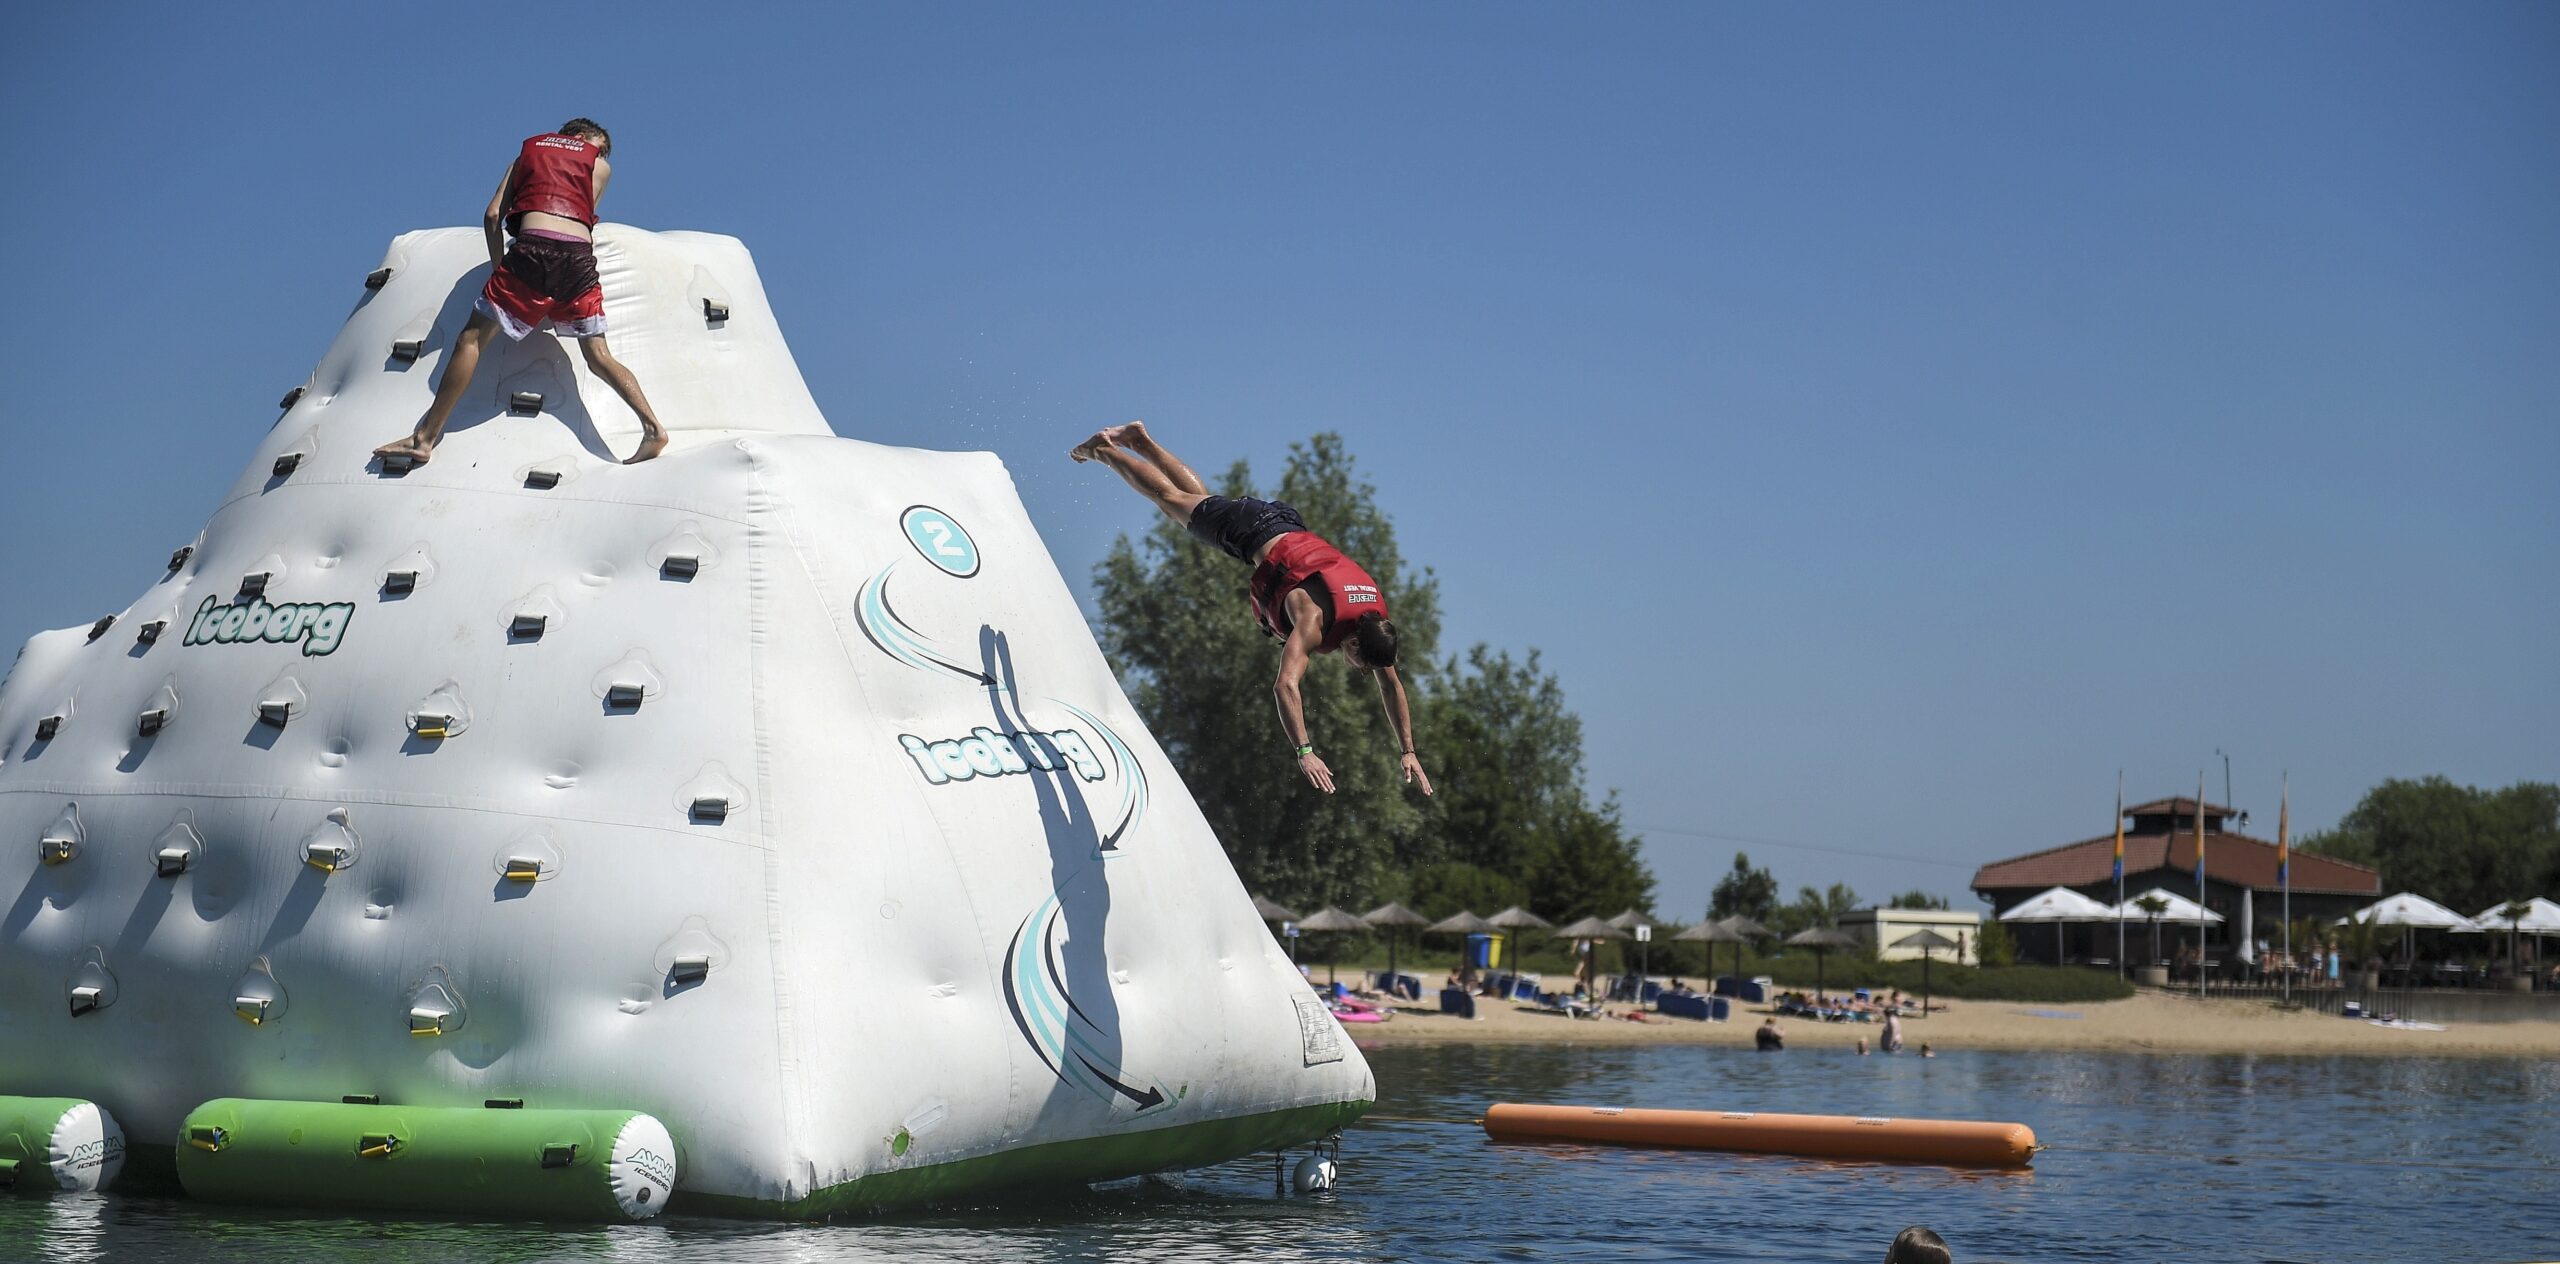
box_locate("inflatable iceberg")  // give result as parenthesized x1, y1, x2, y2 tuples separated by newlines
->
(0, 226, 1370, 1216)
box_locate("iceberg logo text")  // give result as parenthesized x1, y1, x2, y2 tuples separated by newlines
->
(899, 726, 1104, 785)
(183, 596, 355, 656)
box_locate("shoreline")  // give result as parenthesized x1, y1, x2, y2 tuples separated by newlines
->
(1342, 990, 2560, 1057)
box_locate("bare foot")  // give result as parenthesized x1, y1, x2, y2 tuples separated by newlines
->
(1100, 419, 1148, 447)
(1068, 430, 1114, 463)
(623, 426, 668, 465)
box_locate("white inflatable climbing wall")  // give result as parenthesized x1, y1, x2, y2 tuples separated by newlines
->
(0, 226, 1371, 1214)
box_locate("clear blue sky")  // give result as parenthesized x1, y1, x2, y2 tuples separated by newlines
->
(4, 5, 2553, 919)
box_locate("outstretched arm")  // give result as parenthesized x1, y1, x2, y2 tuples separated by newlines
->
(1372, 666, 1433, 796)
(484, 160, 517, 271)
(1271, 616, 1334, 794)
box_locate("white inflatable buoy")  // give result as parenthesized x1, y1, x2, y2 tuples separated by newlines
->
(1291, 1153, 1337, 1194)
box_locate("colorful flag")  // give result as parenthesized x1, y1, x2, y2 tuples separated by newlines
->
(2194, 774, 2207, 889)
(2112, 776, 2124, 882)
(2278, 775, 2289, 888)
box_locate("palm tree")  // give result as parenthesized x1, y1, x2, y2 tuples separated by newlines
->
(2500, 900, 2533, 983)
(2134, 894, 2171, 966)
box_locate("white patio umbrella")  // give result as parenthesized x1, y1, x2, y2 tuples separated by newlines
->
(1998, 886, 2117, 965)
(2471, 898, 2560, 983)
(2471, 897, 2560, 933)
(2110, 887, 2225, 925)
(2339, 892, 2486, 971)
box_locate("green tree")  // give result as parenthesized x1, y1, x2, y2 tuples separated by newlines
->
(1770, 881, 1860, 937)
(1529, 796, 1655, 922)
(2302, 777, 2560, 913)
(1975, 918, 2018, 968)
(1415, 646, 1654, 921)
(1886, 890, 1951, 911)
(1710, 852, 1779, 922)
(1093, 435, 1440, 907)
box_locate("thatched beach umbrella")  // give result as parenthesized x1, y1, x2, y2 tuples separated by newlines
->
(1253, 894, 1303, 964)
(1719, 915, 1773, 943)
(1785, 927, 1861, 998)
(1677, 918, 1746, 986)
(1488, 906, 1553, 979)
(1297, 906, 1368, 988)
(1426, 909, 1499, 981)
(1363, 901, 1430, 985)
(1554, 916, 1627, 992)
(1892, 927, 1959, 1017)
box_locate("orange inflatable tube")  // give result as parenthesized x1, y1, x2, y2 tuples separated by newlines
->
(1481, 1103, 2038, 1168)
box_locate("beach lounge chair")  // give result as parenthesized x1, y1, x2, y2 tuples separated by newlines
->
(1439, 987, 1478, 1019)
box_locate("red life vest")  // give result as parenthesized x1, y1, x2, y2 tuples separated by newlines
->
(1248, 532, 1389, 654)
(504, 133, 602, 230)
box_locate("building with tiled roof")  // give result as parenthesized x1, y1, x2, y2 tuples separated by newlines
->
(1971, 795, 2380, 967)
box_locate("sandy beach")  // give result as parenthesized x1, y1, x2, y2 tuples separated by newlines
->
(1345, 990, 2560, 1057)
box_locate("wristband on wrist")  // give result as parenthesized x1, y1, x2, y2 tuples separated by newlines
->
(1294, 743, 1314, 758)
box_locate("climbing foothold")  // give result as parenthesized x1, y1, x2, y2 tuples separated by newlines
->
(392, 339, 424, 363)
(383, 570, 418, 595)
(87, 616, 115, 642)
(703, 299, 730, 323)
(137, 708, 169, 738)
(508, 391, 544, 416)
(661, 555, 701, 581)
(364, 267, 394, 290)
(525, 470, 562, 490)
(273, 453, 303, 478)
(279, 386, 307, 410)
(137, 620, 166, 645)
(168, 545, 193, 574)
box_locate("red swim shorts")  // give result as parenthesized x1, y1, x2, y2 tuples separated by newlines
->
(477, 234, 606, 340)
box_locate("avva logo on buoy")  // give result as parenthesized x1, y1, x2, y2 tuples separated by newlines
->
(901, 505, 979, 578)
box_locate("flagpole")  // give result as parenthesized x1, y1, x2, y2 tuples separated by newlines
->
(2280, 772, 2291, 1006)
(2196, 772, 2209, 1002)
(2114, 771, 2126, 981)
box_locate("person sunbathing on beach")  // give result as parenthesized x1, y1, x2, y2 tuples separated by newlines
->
(375, 119, 669, 469)
(1071, 421, 1430, 796)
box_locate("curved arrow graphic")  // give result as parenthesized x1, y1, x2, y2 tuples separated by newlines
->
(854, 562, 993, 685)
(1049, 698, 1149, 854)
(1002, 894, 1173, 1116)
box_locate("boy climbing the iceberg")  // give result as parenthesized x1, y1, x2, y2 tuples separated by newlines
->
(375, 119, 669, 467)
(1072, 421, 1431, 798)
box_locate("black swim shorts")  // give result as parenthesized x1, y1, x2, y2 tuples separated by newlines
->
(1186, 496, 1306, 562)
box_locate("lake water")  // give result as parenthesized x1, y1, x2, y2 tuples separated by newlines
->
(9, 1043, 2557, 1262)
